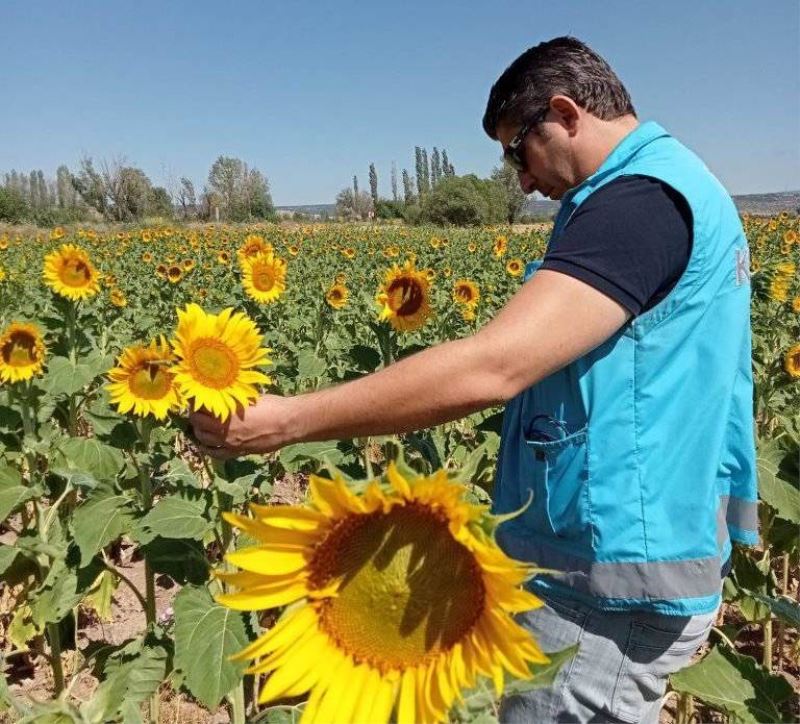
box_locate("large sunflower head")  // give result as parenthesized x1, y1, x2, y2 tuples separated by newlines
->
(325, 283, 348, 310)
(0, 322, 47, 383)
(241, 251, 287, 305)
(42, 243, 101, 301)
(170, 303, 271, 420)
(106, 336, 181, 419)
(453, 279, 480, 307)
(785, 343, 800, 379)
(376, 260, 433, 332)
(214, 463, 547, 723)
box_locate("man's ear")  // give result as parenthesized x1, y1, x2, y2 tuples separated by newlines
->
(549, 95, 580, 135)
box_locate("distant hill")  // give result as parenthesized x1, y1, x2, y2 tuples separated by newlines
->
(522, 191, 800, 219)
(276, 191, 799, 221)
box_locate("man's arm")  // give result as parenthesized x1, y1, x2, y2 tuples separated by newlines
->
(190, 270, 630, 456)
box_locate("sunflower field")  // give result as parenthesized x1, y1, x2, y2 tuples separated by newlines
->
(0, 217, 798, 723)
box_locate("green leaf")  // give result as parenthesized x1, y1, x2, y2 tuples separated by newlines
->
(41, 356, 97, 397)
(758, 468, 800, 523)
(746, 592, 800, 628)
(348, 344, 381, 372)
(0, 544, 19, 574)
(296, 350, 326, 380)
(0, 469, 36, 522)
(141, 537, 209, 585)
(29, 560, 82, 627)
(173, 585, 249, 710)
(670, 645, 794, 722)
(54, 437, 125, 482)
(81, 636, 167, 724)
(280, 441, 344, 467)
(71, 488, 136, 566)
(133, 495, 211, 545)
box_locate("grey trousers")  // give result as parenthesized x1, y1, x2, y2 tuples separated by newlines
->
(499, 592, 718, 723)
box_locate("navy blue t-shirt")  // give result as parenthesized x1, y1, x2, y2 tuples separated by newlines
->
(540, 175, 693, 317)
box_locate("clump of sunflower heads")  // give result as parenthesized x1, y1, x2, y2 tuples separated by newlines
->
(214, 462, 548, 724)
(105, 304, 271, 422)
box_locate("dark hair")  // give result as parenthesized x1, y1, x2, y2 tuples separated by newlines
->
(482, 36, 636, 140)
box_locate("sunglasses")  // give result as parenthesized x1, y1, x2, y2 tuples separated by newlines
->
(503, 109, 549, 172)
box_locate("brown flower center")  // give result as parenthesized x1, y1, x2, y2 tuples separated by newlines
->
(1, 332, 38, 367)
(188, 339, 239, 388)
(310, 503, 485, 671)
(387, 277, 423, 317)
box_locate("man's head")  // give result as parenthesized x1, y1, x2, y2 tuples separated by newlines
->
(483, 37, 638, 199)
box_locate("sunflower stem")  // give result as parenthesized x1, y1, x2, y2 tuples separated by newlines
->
(363, 437, 374, 479)
(229, 680, 246, 724)
(46, 621, 65, 696)
(135, 419, 158, 629)
(66, 301, 77, 365)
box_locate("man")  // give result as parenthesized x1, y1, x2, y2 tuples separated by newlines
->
(191, 37, 758, 723)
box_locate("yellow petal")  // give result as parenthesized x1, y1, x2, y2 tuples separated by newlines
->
(397, 666, 416, 724)
(215, 580, 308, 611)
(225, 546, 308, 576)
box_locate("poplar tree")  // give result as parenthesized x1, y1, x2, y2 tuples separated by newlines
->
(369, 163, 378, 208)
(402, 169, 415, 204)
(442, 149, 452, 177)
(431, 148, 442, 187)
(353, 175, 359, 198)
(414, 147, 423, 198)
(421, 148, 430, 195)
(29, 170, 39, 209)
(37, 170, 48, 210)
(391, 161, 398, 202)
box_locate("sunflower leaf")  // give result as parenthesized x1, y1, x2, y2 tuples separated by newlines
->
(133, 495, 212, 545)
(0, 465, 36, 522)
(669, 645, 794, 722)
(53, 436, 125, 482)
(70, 487, 136, 566)
(41, 355, 97, 397)
(173, 585, 249, 710)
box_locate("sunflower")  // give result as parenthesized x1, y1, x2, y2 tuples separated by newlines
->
(453, 279, 480, 307)
(42, 244, 101, 301)
(376, 260, 433, 332)
(783, 230, 798, 245)
(50, 227, 66, 241)
(793, 297, 800, 314)
(325, 283, 348, 310)
(142, 251, 153, 263)
(0, 266, 6, 282)
(467, 242, 477, 253)
(217, 251, 231, 265)
(238, 234, 273, 264)
(334, 272, 346, 285)
(183, 259, 196, 271)
(241, 251, 287, 305)
(214, 464, 547, 723)
(0, 322, 46, 383)
(506, 258, 524, 277)
(167, 265, 183, 284)
(785, 343, 800, 378)
(170, 303, 271, 421)
(155, 264, 168, 279)
(109, 288, 127, 308)
(106, 337, 181, 419)
(341, 247, 356, 260)
(288, 244, 300, 257)
(493, 235, 508, 258)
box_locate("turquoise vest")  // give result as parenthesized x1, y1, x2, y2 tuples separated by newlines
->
(493, 121, 759, 615)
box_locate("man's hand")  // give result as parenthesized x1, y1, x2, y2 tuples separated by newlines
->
(189, 395, 291, 459)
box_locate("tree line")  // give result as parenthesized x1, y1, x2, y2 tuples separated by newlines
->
(336, 147, 530, 226)
(0, 156, 275, 224)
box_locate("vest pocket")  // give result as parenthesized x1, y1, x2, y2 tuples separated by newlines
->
(524, 427, 591, 539)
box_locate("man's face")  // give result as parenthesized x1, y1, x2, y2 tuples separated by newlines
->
(496, 117, 575, 200)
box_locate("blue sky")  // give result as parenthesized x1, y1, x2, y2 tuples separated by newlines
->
(2, 1, 798, 205)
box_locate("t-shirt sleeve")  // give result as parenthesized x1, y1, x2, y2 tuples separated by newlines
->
(539, 175, 693, 317)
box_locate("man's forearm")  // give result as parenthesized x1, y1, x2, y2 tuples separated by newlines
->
(283, 334, 509, 444)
